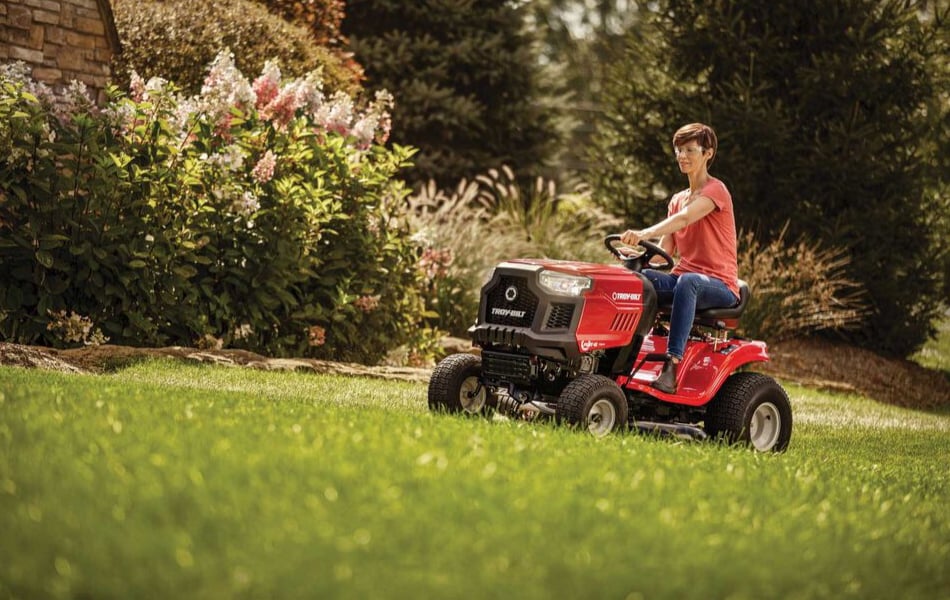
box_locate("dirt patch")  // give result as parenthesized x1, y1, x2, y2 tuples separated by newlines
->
(0, 343, 85, 374)
(760, 338, 949, 411)
(2, 338, 947, 411)
(0, 342, 431, 383)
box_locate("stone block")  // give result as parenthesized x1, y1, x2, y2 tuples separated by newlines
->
(45, 25, 65, 45)
(74, 16, 104, 35)
(4, 28, 32, 47)
(9, 23, 47, 50)
(7, 5, 33, 29)
(65, 30, 98, 48)
(75, 6, 100, 19)
(10, 46, 45, 63)
(32, 66, 63, 82)
(29, 24, 46, 48)
(65, 0, 98, 9)
(25, 0, 64, 10)
(32, 9, 60, 25)
(56, 48, 87, 70)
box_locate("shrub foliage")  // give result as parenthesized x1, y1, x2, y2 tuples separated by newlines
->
(0, 56, 424, 363)
(256, 0, 347, 48)
(111, 0, 362, 97)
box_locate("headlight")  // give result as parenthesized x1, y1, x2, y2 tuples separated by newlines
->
(538, 270, 592, 297)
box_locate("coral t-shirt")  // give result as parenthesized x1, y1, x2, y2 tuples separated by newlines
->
(668, 177, 740, 300)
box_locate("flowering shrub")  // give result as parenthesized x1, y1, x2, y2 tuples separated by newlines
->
(0, 54, 424, 363)
(112, 0, 361, 96)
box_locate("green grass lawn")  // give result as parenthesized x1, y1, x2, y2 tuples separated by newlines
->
(1, 360, 948, 599)
(913, 313, 950, 376)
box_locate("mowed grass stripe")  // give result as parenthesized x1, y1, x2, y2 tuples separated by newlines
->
(1, 362, 948, 599)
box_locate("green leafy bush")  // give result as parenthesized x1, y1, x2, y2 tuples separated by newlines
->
(0, 55, 424, 364)
(112, 0, 362, 97)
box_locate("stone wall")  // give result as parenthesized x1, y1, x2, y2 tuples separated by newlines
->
(1, 0, 120, 102)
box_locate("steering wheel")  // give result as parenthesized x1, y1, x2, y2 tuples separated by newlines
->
(604, 234, 674, 272)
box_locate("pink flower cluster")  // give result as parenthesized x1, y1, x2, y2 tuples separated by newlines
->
(418, 247, 454, 280)
(252, 150, 277, 184)
(130, 72, 146, 102)
(117, 50, 394, 156)
(201, 51, 254, 116)
(252, 61, 281, 109)
(308, 325, 327, 347)
(244, 52, 394, 147)
(253, 61, 300, 129)
(353, 295, 381, 313)
(46, 309, 109, 346)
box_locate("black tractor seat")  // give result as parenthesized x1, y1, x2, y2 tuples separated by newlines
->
(657, 280, 750, 329)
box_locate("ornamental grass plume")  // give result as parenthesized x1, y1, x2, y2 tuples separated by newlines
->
(737, 225, 868, 341)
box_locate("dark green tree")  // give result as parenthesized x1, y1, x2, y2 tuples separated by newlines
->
(341, 0, 559, 189)
(589, 0, 949, 356)
(525, 1, 647, 173)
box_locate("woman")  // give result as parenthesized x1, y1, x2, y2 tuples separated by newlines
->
(620, 123, 739, 394)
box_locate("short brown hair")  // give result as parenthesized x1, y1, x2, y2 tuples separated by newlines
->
(673, 123, 718, 166)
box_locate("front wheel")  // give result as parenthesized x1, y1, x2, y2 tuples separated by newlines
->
(704, 372, 792, 452)
(556, 374, 629, 437)
(427, 353, 491, 415)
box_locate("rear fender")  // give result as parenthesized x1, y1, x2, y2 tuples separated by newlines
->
(624, 339, 771, 406)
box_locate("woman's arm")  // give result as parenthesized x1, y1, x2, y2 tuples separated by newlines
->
(620, 195, 716, 246)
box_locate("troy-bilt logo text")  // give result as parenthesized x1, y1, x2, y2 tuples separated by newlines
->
(611, 292, 642, 302)
(580, 339, 606, 352)
(492, 307, 526, 318)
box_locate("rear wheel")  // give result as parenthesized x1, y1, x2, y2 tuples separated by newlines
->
(428, 353, 491, 415)
(556, 374, 629, 437)
(704, 372, 792, 452)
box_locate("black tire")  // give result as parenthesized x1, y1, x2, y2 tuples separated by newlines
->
(427, 353, 491, 415)
(704, 372, 792, 452)
(556, 374, 629, 437)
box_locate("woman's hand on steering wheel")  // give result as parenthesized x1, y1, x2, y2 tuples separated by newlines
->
(604, 234, 675, 272)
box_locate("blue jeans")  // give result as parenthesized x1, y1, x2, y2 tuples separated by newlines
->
(643, 270, 739, 360)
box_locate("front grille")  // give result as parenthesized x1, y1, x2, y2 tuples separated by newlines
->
(545, 303, 575, 329)
(482, 351, 534, 385)
(485, 276, 538, 326)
